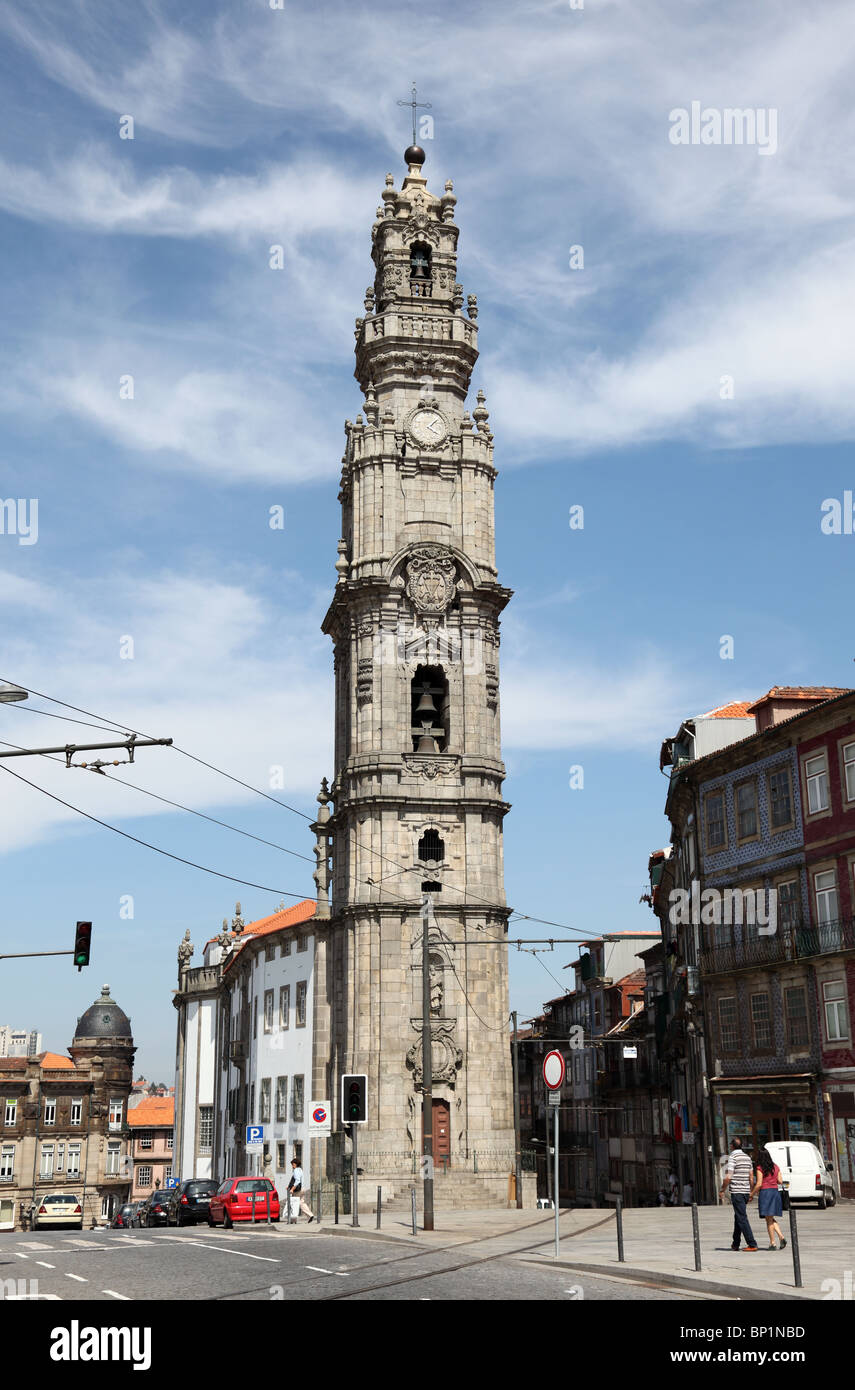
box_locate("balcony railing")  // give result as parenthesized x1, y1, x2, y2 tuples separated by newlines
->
(700, 918, 855, 975)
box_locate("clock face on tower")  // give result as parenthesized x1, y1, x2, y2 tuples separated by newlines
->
(408, 408, 448, 449)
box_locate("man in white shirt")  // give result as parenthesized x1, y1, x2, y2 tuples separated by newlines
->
(287, 1158, 314, 1224)
(719, 1137, 758, 1250)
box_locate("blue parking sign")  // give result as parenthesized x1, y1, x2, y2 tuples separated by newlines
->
(245, 1125, 264, 1149)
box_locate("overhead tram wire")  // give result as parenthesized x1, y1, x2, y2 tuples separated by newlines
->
(0, 740, 316, 866)
(1, 677, 599, 936)
(0, 762, 312, 900)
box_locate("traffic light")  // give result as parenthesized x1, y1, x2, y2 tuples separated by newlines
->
(341, 1073, 367, 1125)
(73, 921, 92, 971)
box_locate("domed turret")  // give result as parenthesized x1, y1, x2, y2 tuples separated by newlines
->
(73, 984, 133, 1043)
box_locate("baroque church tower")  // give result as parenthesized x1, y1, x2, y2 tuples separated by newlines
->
(311, 139, 515, 1193)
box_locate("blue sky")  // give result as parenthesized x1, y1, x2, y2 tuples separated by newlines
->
(2, 0, 854, 1079)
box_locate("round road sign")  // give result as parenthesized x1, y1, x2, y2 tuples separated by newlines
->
(312, 1106, 328, 1125)
(542, 1050, 565, 1089)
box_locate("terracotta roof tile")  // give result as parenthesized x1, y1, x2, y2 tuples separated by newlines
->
(746, 686, 850, 712)
(702, 702, 753, 719)
(207, 898, 316, 949)
(127, 1097, 175, 1126)
(38, 1051, 75, 1070)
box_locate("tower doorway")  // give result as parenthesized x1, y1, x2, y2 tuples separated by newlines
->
(422, 1098, 451, 1168)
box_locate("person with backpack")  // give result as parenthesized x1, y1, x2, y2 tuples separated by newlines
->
(751, 1148, 787, 1250)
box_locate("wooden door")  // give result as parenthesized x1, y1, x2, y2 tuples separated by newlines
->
(422, 1098, 452, 1167)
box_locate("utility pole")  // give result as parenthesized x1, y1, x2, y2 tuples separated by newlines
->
(512, 1011, 523, 1209)
(421, 892, 435, 1232)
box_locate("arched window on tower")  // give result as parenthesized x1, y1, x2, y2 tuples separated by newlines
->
(410, 242, 432, 298)
(418, 829, 445, 864)
(411, 666, 449, 753)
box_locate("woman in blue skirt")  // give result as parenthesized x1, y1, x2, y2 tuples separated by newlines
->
(752, 1149, 787, 1250)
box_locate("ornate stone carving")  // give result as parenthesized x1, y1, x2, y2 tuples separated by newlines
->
(485, 662, 499, 710)
(402, 754, 460, 780)
(356, 657, 373, 706)
(406, 1020, 463, 1087)
(177, 929, 194, 981)
(405, 545, 456, 616)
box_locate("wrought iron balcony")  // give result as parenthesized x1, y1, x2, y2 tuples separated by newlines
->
(700, 917, 855, 975)
(227, 1039, 247, 1064)
(794, 918, 855, 960)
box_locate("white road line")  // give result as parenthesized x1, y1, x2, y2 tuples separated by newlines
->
(175, 1238, 279, 1263)
(66, 1274, 88, 1283)
(15, 1252, 29, 1259)
(102, 1289, 130, 1300)
(35, 1261, 55, 1268)
(305, 1265, 350, 1277)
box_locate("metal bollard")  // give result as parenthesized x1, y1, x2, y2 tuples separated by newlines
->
(334, 1185, 339, 1226)
(411, 1185, 417, 1236)
(615, 1196, 625, 1263)
(376, 1185, 382, 1230)
(788, 1199, 803, 1289)
(691, 1202, 701, 1271)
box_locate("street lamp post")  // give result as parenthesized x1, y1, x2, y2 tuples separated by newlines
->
(0, 683, 28, 703)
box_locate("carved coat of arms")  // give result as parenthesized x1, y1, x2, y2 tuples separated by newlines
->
(405, 546, 456, 616)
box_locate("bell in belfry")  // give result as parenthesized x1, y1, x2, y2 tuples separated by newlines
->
(415, 684, 438, 716)
(416, 722, 439, 753)
(411, 248, 430, 278)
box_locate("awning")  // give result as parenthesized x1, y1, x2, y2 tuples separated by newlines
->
(711, 1073, 815, 1098)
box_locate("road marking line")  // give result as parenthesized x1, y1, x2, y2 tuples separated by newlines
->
(66, 1274, 88, 1283)
(102, 1289, 130, 1300)
(175, 1238, 279, 1263)
(305, 1265, 350, 1277)
(35, 1261, 55, 1268)
(15, 1253, 29, 1259)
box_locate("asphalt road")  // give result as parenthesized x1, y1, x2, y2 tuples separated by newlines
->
(0, 1225, 700, 1302)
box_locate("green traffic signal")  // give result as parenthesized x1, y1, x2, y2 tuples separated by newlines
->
(73, 921, 92, 970)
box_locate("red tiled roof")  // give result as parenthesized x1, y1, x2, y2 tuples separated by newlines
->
(702, 702, 753, 719)
(38, 1051, 75, 1070)
(127, 1097, 174, 1127)
(746, 686, 849, 712)
(207, 899, 316, 949)
(0, 1058, 28, 1072)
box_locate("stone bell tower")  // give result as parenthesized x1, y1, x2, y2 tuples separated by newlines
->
(311, 139, 515, 1197)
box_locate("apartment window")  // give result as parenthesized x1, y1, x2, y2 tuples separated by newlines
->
(296, 981, 307, 1028)
(109, 1099, 123, 1131)
(67, 1145, 81, 1177)
(277, 1142, 287, 1171)
(260, 1078, 272, 1124)
(138, 1165, 153, 1188)
(43, 1099, 56, 1127)
(40, 1144, 55, 1179)
(70, 1099, 82, 1126)
(264, 989, 275, 1033)
(276, 1076, 288, 1122)
(778, 879, 800, 932)
(768, 767, 793, 829)
(784, 986, 809, 1049)
(805, 753, 829, 814)
(705, 791, 726, 850)
(4, 1099, 17, 1127)
(293, 1140, 303, 1165)
(279, 985, 290, 1030)
(166, 1132, 173, 1150)
(843, 741, 855, 802)
(164, 1167, 173, 1183)
(139, 1131, 153, 1150)
(282, 938, 291, 957)
(297, 933, 308, 953)
(823, 980, 849, 1042)
(1, 1145, 14, 1180)
(199, 1106, 213, 1154)
(717, 997, 739, 1054)
(56, 1143, 65, 1171)
(106, 1142, 121, 1176)
(265, 944, 275, 962)
(750, 993, 772, 1051)
(292, 1075, 304, 1123)
(814, 869, 839, 925)
(735, 781, 758, 842)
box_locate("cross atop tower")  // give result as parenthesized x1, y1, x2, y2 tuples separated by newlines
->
(397, 81, 432, 146)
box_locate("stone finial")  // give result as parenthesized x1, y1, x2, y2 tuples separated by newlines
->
(385, 172, 395, 188)
(445, 179, 454, 193)
(363, 286, 375, 314)
(335, 538, 350, 584)
(231, 902, 245, 936)
(461, 410, 473, 432)
(467, 293, 478, 321)
(363, 381, 379, 425)
(473, 388, 490, 432)
(177, 928, 194, 979)
(318, 777, 331, 806)
(452, 282, 464, 311)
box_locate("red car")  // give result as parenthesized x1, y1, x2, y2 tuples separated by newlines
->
(208, 1177, 280, 1228)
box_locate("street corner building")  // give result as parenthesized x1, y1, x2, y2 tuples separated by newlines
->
(173, 145, 518, 1211)
(0, 985, 136, 1231)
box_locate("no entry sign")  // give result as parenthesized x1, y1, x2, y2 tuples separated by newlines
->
(542, 1050, 565, 1089)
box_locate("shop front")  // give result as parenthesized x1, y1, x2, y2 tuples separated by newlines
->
(712, 1074, 820, 1160)
(827, 1085, 855, 1198)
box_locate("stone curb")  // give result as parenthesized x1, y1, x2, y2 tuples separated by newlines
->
(519, 1256, 814, 1301)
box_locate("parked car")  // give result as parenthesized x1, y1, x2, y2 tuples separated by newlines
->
(31, 1193, 84, 1230)
(765, 1141, 836, 1208)
(165, 1178, 219, 1227)
(139, 1189, 171, 1227)
(208, 1177, 280, 1228)
(131, 1199, 147, 1227)
(111, 1202, 137, 1229)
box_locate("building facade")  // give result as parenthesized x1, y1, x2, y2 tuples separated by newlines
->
(0, 985, 135, 1230)
(311, 141, 516, 1200)
(128, 1097, 174, 1201)
(0, 1026, 42, 1058)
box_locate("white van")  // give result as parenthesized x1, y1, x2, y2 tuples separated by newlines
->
(765, 1141, 836, 1208)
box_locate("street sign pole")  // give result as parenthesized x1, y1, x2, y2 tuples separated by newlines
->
(554, 1102, 560, 1259)
(542, 1049, 565, 1257)
(352, 1121, 359, 1228)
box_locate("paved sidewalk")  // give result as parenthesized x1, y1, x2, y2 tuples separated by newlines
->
(315, 1203, 854, 1299)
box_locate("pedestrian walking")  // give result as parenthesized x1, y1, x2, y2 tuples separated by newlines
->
(751, 1149, 787, 1250)
(719, 1137, 758, 1251)
(682, 1180, 694, 1206)
(287, 1158, 314, 1224)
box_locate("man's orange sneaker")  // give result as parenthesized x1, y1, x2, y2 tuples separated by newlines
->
(743, 1245, 759, 1251)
